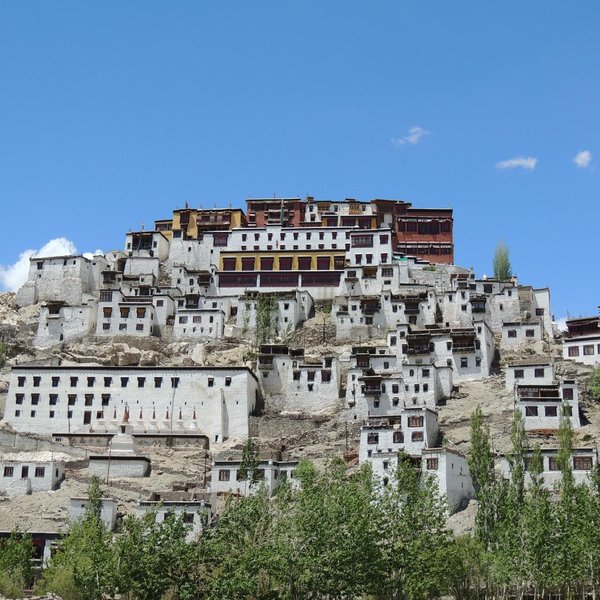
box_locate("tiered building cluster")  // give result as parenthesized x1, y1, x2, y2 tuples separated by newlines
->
(5, 194, 595, 514)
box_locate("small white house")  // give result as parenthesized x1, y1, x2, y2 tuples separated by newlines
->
(0, 452, 65, 496)
(498, 447, 597, 489)
(505, 358, 554, 391)
(562, 316, 600, 366)
(69, 497, 118, 531)
(210, 457, 300, 497)
(136, 495, 211, 540)
(500, 321, 544, 350)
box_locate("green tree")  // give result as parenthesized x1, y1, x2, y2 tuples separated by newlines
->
(493, 242, 512, 281)
(0, 342, 6, 368)
(237, 437, 261, 490)
(468, 406, 498, 547)
(590, 365, 600, 402)
(36, 477, 115, 600)
(113, 510, 199, 600)
(375, 453, 450, 599)
(0, 530, 34, 597)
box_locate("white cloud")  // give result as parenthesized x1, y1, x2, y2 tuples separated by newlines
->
(391, 126, 431, 146)
(574, 150, 592, 168)
(554, 317, 569, 333)
(0, 237, 90, 292)
(495, 156, 538, 171)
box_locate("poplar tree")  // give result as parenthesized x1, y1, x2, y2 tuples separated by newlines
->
(493, 243, 512, 281)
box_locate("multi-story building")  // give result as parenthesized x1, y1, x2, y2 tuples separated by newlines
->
(257, 344, 341, 413)
(562, 315, 600, 366)
(4, 365, 261, 444)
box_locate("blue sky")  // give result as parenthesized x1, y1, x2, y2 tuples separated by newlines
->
(0, 2, 598, 319)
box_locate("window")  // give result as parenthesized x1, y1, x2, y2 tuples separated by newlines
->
(33, 376, 41, 387)
(563, 387, 574, 400)
(121, 377, 129, 388)
(574, 456, 593, 471)
(154, 377, 162, 388)
(137, 377, 145, 388)
(507, 330, 517, 338)
(545, 406, 558, 417)
(101, 394, 110, 406)
(411, 431, 424, 441)
(407, 416, 424, 427)
(534, 368, 545, 378)
(293, 370, 301, 381)
(298, 256, 311, 270)
(179, 316, 188, 324)
(307, 371, 316, 382)
(34, 467, 46, 478)
(525, 406, 538, 416)
(15, 394, 24, 405)
(49, 410, 55, 418)
(171, 377, 179, 388)
(393, 431, 404, 443)
(225, 377, 232, 387)
(548, 457, 560, 471)
(17, 377, 25, 387)
(85, 394, 93, 406)
(563, 405, 573, 417)
(321, 370, 331, 383)
(52, 376, 60, 387)
(136, 324, 144, 331)
(183, 513, 195, 524)
(49, 394, 58, 406)
(3, 467, 14, 477)
(514, 369, 524, 379)
(70, 377, 78, 387)
(460, 357, 468, 368)
(208, 378, 214, 387)
(104, 377, 112, 387)
(367, 432, 379, 445)
(218, 469, 231, 481)
(68, 395, 76, 406)
(351, 234, 373, 248)
(279, 257, 293, 270)
(20, 466, 29, 478)
(584, 345, 595, 356)
(31, 394, 39, 405)
(568, 346, 580, 357)
(120, 307, 130, 319)
(426, 458, 439, 470)
(87, 377, 95, 387)
(526, 329, 535, 338)
(535, 308, 545, 316)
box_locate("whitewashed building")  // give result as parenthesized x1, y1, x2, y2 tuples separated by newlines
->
(515, 377, 580, 430)
(69, 497, 118, 531)
(210, 456, 300, 496)
(562, 316, 600, 366)
(35, 300, 98, 347)
(500, 320, 544, 350)
(235, 290, 314, 338)
(4, 365, 261, 444)
(257, 345, 341, 413)
(136, 495, 211, 540)
(505, 358, 555, 391)
(498, 447, 597, 488)
(16, 254, 107, 307)
(0, 452, 65, 496)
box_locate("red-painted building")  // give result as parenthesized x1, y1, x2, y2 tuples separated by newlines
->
(246, 197, 306, 227)
(393, 202, 454, 264)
